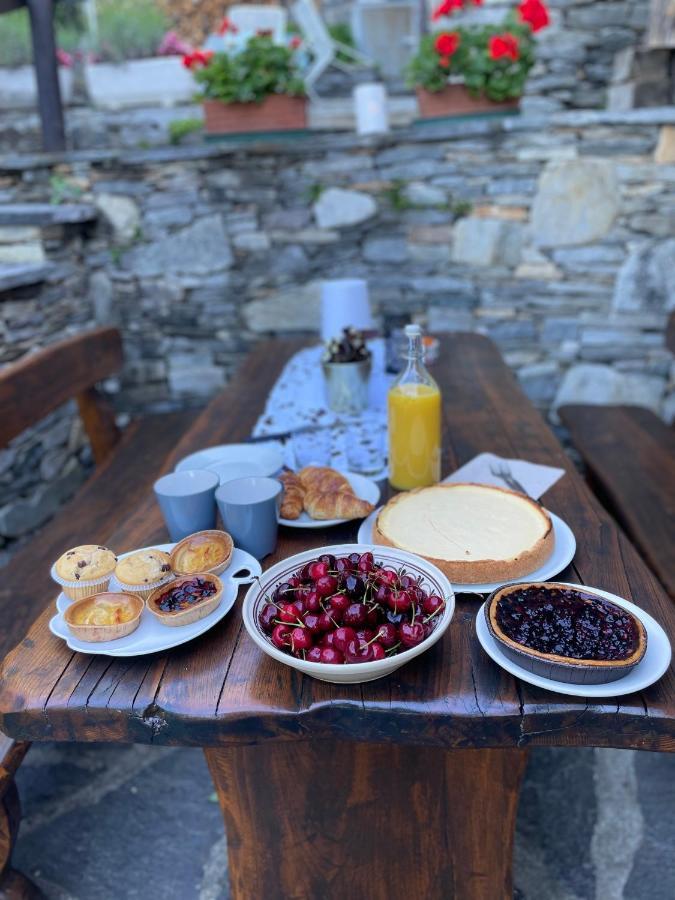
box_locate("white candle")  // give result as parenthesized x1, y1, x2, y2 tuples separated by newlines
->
(353, 83, 390, 136)
(321, 279, 375, 341)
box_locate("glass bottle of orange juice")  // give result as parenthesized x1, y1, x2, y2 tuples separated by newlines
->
(388, 324, 441, 490)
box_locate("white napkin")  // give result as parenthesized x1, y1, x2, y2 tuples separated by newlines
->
(445, 452, 565, 500)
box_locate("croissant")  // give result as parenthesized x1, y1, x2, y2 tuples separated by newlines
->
(303, 489, 374, 521)
(279, 471, 305, 520)
(297, 466, 352, 494)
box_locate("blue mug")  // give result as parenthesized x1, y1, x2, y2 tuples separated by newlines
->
(154, 469, 219, 542)
(216, 476, 281, 560)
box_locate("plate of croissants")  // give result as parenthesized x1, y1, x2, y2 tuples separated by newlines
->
(279, 466, 380, 528)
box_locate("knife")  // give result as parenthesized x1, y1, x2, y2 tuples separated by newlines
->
(245, 422, 341, 444)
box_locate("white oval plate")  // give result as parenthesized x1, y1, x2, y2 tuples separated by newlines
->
(243, 543, 454, 683)
(475, 583, 672, 697)
(280, 471, 381, 529)
(175, 443, 283, 476)
(358, 507, 576, 594)
(49, 544, 261, 658)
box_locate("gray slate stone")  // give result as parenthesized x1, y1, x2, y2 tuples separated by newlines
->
(613, 240, 675, 312)
(244, 281, 321, 333)
(124, 215, 233, 277)
(313, 188, 377, 229)
(532, 160, 619, 247)
(363, 237, 409, 263)
(452, 218, 523, 267)
(553, 363, 665, 413)
(95, 194, 140, 243)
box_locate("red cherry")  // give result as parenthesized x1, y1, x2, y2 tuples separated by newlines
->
(318, 553, 336, 570)
(378, 569, 398, 587)
(375, 584, 391, 605)
(292, 598, 305, 616)
(328, 593, 350, 615)
(357, 551, 375, 574)
(319, 630, 336, 648)
(307, 646, 323, 663)
(423, 595, 445, 616)
(278, 603, 301, 624)
(315, 574, 338, 597)
(332, 626, 357, 653)
(258, 603, 277, 632)
(271, 624, 291, 649)
(345, 639, 374, 663)
(355, 628, 375, 644)
(309, 561, 329, 580)
(388, 590, 412, 614)
(370, 642, 386, 661)
(317, 611, 336, 632)
(320, 647, 344, 664)
(288, 576, 303, 588)
(305, 589, 321, 613)
(365, 607, 379, 626)
(399, 622, 425, 647)
(335, 556, 352, 575)
(343, 603, 367, 627)
(375, 622, 397, 647)
(291, 627, 313, 653)
(304, 613, 323, 634)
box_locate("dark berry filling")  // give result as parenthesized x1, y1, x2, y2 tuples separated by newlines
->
(155, 577, 217, 613)
(495, 586, 640, 661)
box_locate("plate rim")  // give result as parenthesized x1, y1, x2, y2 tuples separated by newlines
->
(279, 470, 381, 529)
(357, 507, 576, 593)
(175, 442, 283, 475)
(475, 583, 672, 697)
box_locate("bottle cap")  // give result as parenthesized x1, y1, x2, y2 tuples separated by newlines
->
(404, 324, 421, 338)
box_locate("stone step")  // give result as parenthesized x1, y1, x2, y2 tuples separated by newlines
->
(0, 262, 57, 293)
(0, 203, 98, 227)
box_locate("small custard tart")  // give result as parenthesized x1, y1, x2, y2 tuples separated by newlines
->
(170, 530, 233, 577)
(52, 544, 117, 601)
(64, 591, 143, 643)
(115, 548, 173, 601)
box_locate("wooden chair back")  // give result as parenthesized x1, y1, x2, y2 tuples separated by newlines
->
(667, 311, 675, 356)
(0, 327, 123, 464)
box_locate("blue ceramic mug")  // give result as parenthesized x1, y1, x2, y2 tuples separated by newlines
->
(216, 476, 282, 560)
(153, 469, 219, 542)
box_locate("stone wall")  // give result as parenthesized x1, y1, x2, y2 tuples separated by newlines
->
(1, 107, 674, 559)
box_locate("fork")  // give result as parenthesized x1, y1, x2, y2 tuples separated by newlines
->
(489, 462, 543, 505)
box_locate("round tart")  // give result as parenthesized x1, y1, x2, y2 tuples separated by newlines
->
(485, 582, 647, 684)
(146, 573, 223, 627)
(52, 544, 117, 600)
(170, 530, 233, 577)
(64, 591, 143, 642)
(115, 548, 173, 601)
(373, 483, 554, 584)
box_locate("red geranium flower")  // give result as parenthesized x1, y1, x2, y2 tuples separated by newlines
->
(181, 49, 214, 70)
(434, 32, 460, 57)
(488, 33, 519, 61)
(518, 0, 550, 32)
(217, 16, 238, 35)
(289, 35, 302, 49)
(439, 55, 451, 68)
(431, 0, 463, 20)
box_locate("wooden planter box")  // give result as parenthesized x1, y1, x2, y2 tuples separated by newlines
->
(416, 84, 519, 120)
(203, 95, 308, 136)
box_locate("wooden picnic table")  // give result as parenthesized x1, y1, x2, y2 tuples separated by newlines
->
(1, 333, 674, 900)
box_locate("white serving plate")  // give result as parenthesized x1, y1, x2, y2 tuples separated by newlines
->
(175, 443, 283, 476)
(358, 507, 576, 594)
(280, 471, 381, 529)
(243, 543, 455, 684)
(475, 583, 672, 698)
(49, 544, 261, 657)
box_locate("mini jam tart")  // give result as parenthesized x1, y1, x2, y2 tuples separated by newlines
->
(485, 582, 647, 685)
(64, 591, 143, 643)
(146, 574, 223, 627)
(170, 530, 233, 577)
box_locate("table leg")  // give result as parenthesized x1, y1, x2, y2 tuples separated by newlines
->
(205, 742, 528, 900)
(0, 782, 42, 899)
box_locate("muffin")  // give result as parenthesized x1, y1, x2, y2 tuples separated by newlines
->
(52, 545, 117, 601)
(114, 549, 173, 601)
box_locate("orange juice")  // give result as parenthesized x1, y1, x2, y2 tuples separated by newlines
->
(388, 383, 441, 490)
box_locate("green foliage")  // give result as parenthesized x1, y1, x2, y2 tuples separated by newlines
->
(384, 180, 413, 212)
(94, 0, 169, 62)
(192, 35, 305, 104)
(0, 8, 81, 67)
(327, 22, 356, 65)
(451, 199, 472, 219)
(49, 175, 84, 206)
(168, 117, 204, 144)
(306, 183, 324, 203)
(406, 16, 536, 102)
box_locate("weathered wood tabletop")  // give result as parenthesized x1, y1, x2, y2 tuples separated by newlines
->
(1, 333, 673, 900)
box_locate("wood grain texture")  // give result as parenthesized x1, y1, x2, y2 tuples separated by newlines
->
(560, 403, 675, 599)
(1, 335, 675, 752)
(0, 327, 123, 448)
(206, 742, 528, 900)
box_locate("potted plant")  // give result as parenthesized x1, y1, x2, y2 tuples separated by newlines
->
(322, 328, 372, 415)
(184, 32, 307, 136)
(406, 0, 550, 119)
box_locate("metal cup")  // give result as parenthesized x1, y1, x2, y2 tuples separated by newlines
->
(322, 359, 372, 415)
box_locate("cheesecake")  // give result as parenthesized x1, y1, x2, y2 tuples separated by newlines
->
(373, 482, 554, 583)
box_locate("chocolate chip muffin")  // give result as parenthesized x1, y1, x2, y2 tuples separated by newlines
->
(115, 549, 173, 600)
(53, 545, 117, 600)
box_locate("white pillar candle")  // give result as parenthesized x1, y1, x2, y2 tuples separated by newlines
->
(353, 83, 390, 136)
(321, 279, 375, 341)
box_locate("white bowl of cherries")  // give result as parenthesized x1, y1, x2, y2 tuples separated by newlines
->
(242, 543, 455, 683)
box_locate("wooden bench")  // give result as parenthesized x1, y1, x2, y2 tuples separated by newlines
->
(0, 327, 197, 896)
(559, 315, 675, 600)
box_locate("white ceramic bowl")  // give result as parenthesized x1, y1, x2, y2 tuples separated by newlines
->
(242, 543, 455, 683)
(205, 459, 267, 485)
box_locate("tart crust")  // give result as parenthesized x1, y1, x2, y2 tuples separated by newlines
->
(373, 483, 554, 584)
(170, 530, 233, 577)
(486, 582, 647, 670)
